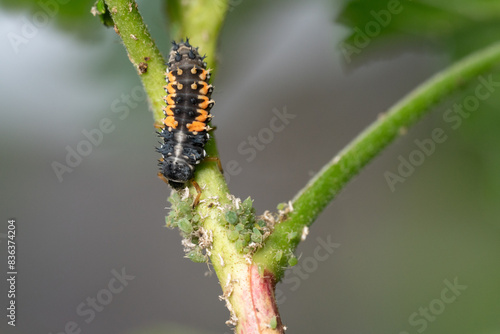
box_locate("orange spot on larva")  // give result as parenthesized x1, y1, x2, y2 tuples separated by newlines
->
(163, 105, 175, 116)
(197, 81, 210, 95)
(166, 94, 176, 105)
(197, 96, 214, 109)
(166, 83, 177, 94)
(198, 69, 208, 80)
(164, 116, 178, 129)
(187, 121, 206, 132)
(167, 72, 176, 83)
(195, 109, 208, 122)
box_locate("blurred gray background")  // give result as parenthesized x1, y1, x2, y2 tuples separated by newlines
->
(1, 0, 499, 333)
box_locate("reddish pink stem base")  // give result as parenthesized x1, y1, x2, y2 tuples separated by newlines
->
(234, 264, 284, 333)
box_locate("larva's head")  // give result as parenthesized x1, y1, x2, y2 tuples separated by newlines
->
(161, 157, 194, 184)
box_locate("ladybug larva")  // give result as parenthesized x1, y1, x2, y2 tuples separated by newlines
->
(157, 39, 216, 205)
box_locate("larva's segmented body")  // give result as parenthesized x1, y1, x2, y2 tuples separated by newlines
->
(157, 39, 215, 191)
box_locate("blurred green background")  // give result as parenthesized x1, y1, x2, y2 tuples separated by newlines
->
(1, 0, 499, 333)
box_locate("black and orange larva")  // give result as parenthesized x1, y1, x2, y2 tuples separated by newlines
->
(157, 39, 215, 203)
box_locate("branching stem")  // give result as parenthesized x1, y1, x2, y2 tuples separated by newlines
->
(254, 41, 500, 279)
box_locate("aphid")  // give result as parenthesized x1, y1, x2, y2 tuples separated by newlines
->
(157, 39, 216, 205)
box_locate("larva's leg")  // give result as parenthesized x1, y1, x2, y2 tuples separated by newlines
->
(204, 157, 223, 174)
(191, 180, 202, 207)
(157, 172, 169, 185)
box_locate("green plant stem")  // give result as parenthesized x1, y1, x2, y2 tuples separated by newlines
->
(254, 41, 500, 279)
(161, 2, 286, 331)
(163, 2, 285, 332)
(106, 1, 279, 332)
(104, 0, 166, 124)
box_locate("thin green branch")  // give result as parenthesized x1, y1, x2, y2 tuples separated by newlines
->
(254, 41, 500, 279)
(104, 0, 166, 124)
